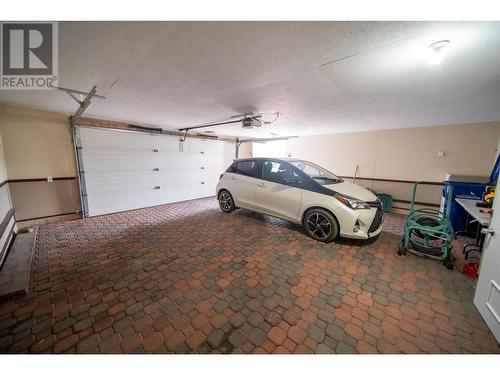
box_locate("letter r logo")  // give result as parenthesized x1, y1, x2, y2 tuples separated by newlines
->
(2, 23, 53, 75)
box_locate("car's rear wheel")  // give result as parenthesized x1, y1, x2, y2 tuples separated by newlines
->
(303, 208, 339, 243)
(218, 190, 235, 213)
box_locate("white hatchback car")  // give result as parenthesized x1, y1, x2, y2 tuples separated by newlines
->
(216, 158, 383, 242)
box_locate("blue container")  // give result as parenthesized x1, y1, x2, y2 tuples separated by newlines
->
(376, 193, 393, 212)
(443, 181, 488, 233)
(442, 153, 500, 232)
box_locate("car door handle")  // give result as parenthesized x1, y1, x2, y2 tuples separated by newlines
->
(257, 183, 266, 188)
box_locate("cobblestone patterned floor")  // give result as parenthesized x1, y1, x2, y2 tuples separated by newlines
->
(0, 197, 498, 353)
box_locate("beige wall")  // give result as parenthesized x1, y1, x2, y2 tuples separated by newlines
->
(0, 103, 76, 179)
(238, 142, 253, 158)
(284, 122, 500, 213)
(0, 103, 80, 221)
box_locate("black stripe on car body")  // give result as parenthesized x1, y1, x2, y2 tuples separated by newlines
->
(227, 157, 340, 197)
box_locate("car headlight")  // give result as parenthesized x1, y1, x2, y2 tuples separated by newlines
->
(334, 194, 370, 210)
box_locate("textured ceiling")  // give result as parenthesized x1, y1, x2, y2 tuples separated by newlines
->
(1, 21, 500, 137)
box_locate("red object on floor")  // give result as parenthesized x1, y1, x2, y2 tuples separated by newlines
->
(461, 262, 479, 279)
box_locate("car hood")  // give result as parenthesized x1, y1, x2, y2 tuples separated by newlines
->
(323, 181, 377, 202)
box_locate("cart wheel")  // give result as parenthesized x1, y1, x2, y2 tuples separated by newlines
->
(397, 242, 406, 256)
(443, 258, 454, 270)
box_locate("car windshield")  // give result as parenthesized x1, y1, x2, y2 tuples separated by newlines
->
(289, 160, 343, 185)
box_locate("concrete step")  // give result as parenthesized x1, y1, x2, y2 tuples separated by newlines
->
(0, 227, 37, 300)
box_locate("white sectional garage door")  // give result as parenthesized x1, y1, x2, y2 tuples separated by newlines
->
(78, 126, 234, 217)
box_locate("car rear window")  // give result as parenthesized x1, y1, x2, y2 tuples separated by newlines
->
(231, 160, 259, 178)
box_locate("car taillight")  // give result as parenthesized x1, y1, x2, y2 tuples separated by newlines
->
(219, 173, 224, 180)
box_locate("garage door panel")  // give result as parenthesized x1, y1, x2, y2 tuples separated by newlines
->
(174, 183, 210, 201)
(202, 167, 226, 184)
(163, 152, 203, 168)
(87, 189, 160, 216)
(202, 153, 231, 168)
(82, 150, 163, 171)
(201, 183, 217, 198)
(157, 170, 203, 186)
(87, 189, 159, 207)
(80, 127, 179, 152)
(78, 126, 234, 216)
(186, 138, 235, 155)
(84, 173, 159, 194)
(189, 151, 233, 173)
(185, 138, 218, 153)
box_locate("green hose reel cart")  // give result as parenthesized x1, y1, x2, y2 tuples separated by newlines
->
(397, 182, 455, 269)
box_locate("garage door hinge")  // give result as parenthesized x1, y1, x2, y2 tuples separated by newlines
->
(153, 168, 160, 171)
(200, 151, 205, 154)
(200, 167, 205, 170)
(152, 149, 158, 153)
(201, 182, 205, 184)
(154, 186, 161, 189)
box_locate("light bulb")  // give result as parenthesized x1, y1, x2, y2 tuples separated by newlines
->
(428, 40, 450, 65)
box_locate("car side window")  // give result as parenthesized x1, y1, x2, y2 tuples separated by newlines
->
(233, 160, 259, 178)
(262, 161, 301, 186)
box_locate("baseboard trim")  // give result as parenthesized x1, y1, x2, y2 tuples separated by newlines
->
(7, 177, 76, 183)
(392, 199, 440, 208)
(16, 212, 81, 223)
(340, 176, 444, 186)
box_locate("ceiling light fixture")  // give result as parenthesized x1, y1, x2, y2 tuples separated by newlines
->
(428, 40, 450, 65)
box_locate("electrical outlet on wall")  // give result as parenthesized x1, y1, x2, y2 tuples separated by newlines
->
(47, 176, 53, 182)
(437, 151, 445, 158)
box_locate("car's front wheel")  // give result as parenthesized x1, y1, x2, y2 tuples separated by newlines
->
(303, 208, 339, 243)
(218, 190, 235, 213)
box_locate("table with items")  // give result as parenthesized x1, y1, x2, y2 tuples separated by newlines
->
(455, 198, 492, 259)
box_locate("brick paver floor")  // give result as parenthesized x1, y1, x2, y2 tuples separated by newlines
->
(0, 197, 498, 353)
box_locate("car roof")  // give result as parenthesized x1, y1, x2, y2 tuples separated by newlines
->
(234, 157, 302, 163)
